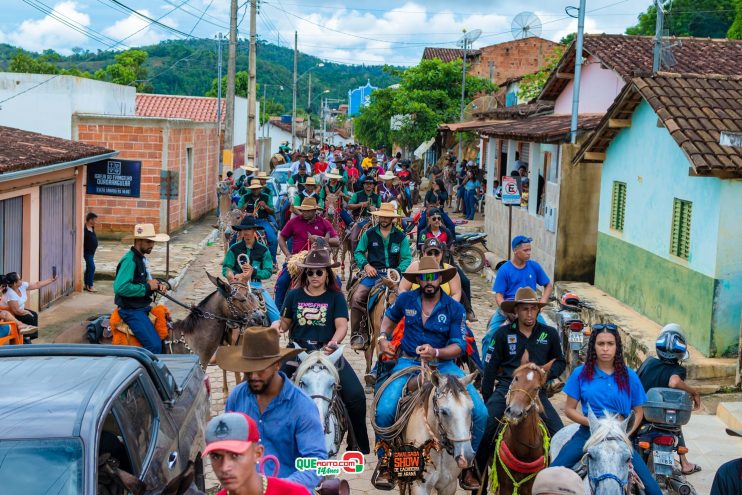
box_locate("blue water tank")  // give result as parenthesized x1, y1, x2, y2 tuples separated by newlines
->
(280, 114, 292, 123)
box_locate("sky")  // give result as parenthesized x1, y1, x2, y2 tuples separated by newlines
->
(0, 0, 654, 65)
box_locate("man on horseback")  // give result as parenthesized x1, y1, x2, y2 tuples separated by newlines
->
(113, 224, 170, 354)
(289, 153, 312, 193)
(222, 216, 280, 328)
(476, 287, 565, 474)
(237, 179, 278, 266)
(349, 203, 411, 351)
(373, 257, 487, 490)
(291, 177, 323, 216)
(347, 177, 381, 254)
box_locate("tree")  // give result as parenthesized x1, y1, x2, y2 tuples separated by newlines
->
(626, 0, 736, 38)
(93, 49, 152, 92)
(260, 98, 285, 124)
(560, 32, 576, 45)
(729, 0, 742, 39)
(354, 59, 495, 150)
(9, 51, 60, 74)
(518, 45, 566, 103)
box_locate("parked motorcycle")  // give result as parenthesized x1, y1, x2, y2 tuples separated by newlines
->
(556, 292, 591, 374)
(452, 232, 487, 273)
(635, 388, 697, 495)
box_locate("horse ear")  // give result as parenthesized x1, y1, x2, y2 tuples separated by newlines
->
(430, 370, 441, 387)
(328, 345, 344, 365)
(541, 359, 555, 376)
(206, 272, 220, 288)
(587, 406, 600, 432)
(520, 349, 530, 366)
(460, 371, 478, 386)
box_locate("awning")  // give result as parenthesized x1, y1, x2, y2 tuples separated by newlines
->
(479, 113, 604, 143)
(414, 137, 436, 158)
(438, 119, 502, 132)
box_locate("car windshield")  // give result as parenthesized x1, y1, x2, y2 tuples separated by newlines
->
(0, 438, 83, 493)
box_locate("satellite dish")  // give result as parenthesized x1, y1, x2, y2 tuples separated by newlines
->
(511, 12, 542, 39)
(458, 28, 482, 48)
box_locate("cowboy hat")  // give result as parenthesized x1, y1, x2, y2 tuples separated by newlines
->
(127, 223, 170, 242)
(371, 203, 401, 218)
(379, 171, 398, 181)
(246, 179, 263, 189)
(216, 327, 303, 373)
(362, 176, 377, 184)
(232, 216, 264, 231)
(304, 177, 317, 186)
(241, 164, 258, 173)
(500, 287, 547, 314)
(326, 172, 343, 180)
(256, 171, 269, 179)
(296, 197, 320, 211)
(297, 247, 340, 269)
(402, 256, 457, 284)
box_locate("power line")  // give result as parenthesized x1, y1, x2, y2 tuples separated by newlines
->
(20, 0, 125, 48)
(160, 0, 229, 29)
(103, 0, 208, 39)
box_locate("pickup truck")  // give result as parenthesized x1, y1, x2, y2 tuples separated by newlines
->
(0, 344, 210, 494)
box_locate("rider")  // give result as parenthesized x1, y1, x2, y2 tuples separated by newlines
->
(552, 324, 663, 495)
(475, 287, 566, 473)
(279, 247, 371, 455)
(637, 324, 702, 475)
(347, 177, 381, 253)
(483, 235, 552, 352)
(222, 216, 280, 328)
(291, 177, 323, 216)
(113, 223, 170, 354)
(275, 198, 339, 311)
(320, 172, 353, 229)
(237, 179, 278, 266)
(288, 156, 311, 194)
(349, 203, 411, 350)
(373, 257, 486, 490)
(377, 171, 401, 204)
(417, 207, 454, 249)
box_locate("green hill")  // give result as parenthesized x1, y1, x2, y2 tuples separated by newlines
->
(0, 38, 401, 113)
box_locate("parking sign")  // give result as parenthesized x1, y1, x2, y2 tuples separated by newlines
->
(501, 176, 521, 205)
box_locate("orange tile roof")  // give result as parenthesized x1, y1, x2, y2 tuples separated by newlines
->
(135, 94, 223, 123)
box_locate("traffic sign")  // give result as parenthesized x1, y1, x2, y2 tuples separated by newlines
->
(501, 176, 521, 205)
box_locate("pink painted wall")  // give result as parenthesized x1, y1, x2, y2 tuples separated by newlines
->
(554, 55, 626, 114)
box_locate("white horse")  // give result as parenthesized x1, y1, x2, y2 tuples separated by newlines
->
(294, 346, 348, 458)
(550, 408, 634, 495)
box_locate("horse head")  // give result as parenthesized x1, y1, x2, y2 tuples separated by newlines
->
(206, 272, 261, 316)
(430, 371, 477, 470)
(504, 356, 554, 424)
(584, 407, 633, 495)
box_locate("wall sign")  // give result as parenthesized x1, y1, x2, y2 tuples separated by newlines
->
(86, 159, 141, 197)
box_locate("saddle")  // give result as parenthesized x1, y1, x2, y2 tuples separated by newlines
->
(110, 305, 170, 347)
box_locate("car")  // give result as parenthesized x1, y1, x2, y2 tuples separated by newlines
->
(0, 345, 210, 494)
(271, 163, 292, 195)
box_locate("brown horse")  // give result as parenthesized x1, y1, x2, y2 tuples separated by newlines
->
(482, 354, 554, 495)
(323, 190, 352, 278)
(361, 274, 399, 381)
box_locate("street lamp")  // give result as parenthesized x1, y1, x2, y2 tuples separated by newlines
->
(293, 62, 324, 150)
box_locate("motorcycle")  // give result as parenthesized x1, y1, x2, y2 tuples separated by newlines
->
(556, 292, 591, 374)
(452, 232, 487, 273)
(635, 388, 697, 495)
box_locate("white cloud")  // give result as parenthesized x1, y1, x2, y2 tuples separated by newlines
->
(8, 1, 91, 55)
(102, 10, 178, 48)
(552, 17, 612, 44)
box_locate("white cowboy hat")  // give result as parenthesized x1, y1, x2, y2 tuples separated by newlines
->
(370, 203, 401, 218)
(241, 164, 259, 172)
(129, 223, 170, 242)
(326, 172, 343, 180)
(379, 171, 398, 182)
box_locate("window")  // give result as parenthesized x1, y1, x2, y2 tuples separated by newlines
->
(670, 198, 692, 259)
(610, 181, 626, 231)
(116, 378, 155, 468)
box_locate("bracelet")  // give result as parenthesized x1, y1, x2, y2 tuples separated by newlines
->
(377, 334, 388, 343)
(435, 348, 439, 358)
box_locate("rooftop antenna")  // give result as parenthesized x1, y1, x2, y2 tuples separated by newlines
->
(511, 12, 542, 39)
(457, 28, 482, 159)
(661, 28, 681, 69)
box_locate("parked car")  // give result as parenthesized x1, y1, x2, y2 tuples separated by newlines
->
(271, 163, 292, 195)
(0, 345, 210, 494)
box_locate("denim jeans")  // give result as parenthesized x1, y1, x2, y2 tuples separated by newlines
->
(552, 425, 663, 495)
(464, 189, 477, 220)
(375, 357, 487, 456)
(250, 282, 280, 323)
(274, 265, 292, 312)
(117, 306, 162, 354)
(339, 209, 353, 228)
(84, 253, 96, 288)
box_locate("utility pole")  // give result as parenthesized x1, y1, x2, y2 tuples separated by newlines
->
(217, 32, 223, 174)
(458, 35, 468, 160)
(224, 0, 238, 168)
(307, 73, 312, 146)
(653, 0, 664, 73)
(292, 31, 298, 151)
(261, 84, 267, 139)
(246, 0, 257, 169)
(570, 0, 587, 144)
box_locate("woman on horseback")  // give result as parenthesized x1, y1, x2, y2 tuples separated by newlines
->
(552, 324, 662, 495)
(279, 247, 370, 455)
(320, 172, 353, 229)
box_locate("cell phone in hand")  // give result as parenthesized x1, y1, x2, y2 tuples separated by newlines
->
(52, 266, 57, 279)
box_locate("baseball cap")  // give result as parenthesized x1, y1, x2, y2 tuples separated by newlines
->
(422, 237, 445, 253)
(531, 467, 583, 495)
(511, 235, 533, 250)
(202, 412, 260, 456)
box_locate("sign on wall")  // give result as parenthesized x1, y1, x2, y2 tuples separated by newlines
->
(86, 159, 141, 197)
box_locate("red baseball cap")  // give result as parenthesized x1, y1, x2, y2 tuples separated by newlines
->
(202, 412, 260, 456)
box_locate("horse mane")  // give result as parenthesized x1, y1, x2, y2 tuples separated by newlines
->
(295, 351, 340, 383)
(583, 412, 631, 452)
(171, 291, 219, 335)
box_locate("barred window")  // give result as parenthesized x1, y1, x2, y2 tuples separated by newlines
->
(610, 181, 626, 231)
(670, 198, 692, 259)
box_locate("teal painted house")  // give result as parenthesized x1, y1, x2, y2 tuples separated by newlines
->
(576, 73, 742, 357)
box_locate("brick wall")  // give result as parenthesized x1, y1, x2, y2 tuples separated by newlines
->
(471, 38, 561, 84)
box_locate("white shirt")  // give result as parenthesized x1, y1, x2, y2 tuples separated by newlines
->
(289, 161, 312, 175)
(2, 281, 29, 311)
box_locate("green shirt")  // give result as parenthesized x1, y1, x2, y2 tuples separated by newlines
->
(319, 183, 347, 201)
(354, 226, 412, 272)
(113, 249, 149, 298)
(293, 191, 324, 208)
(222, 240, 273, 281)
(349, 191, 381, 217)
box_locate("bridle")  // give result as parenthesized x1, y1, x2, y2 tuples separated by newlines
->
(430, 390, 472, 456)
(584, 437, 631, 494)
(299, 362, 351, 459)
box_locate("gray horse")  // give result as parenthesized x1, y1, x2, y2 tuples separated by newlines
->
(550, 408, 634, 495)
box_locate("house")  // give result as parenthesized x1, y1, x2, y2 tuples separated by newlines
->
(0, 126, 116, 309)
(348, 81, 377, 117)
(573, 73, 742, 357)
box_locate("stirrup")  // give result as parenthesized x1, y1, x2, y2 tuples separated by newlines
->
(371, 463, 394, 490)
(350, 334, 367, 350)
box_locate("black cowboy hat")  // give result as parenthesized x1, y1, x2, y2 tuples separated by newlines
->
(232, 216, 265, 231)
(297, 247, 340, 269)
(362, 176, 377, 184)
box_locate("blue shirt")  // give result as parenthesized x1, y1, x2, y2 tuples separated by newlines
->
(225, 372, 326, 492)
(492, 260, 550, 300)
(564, 365, 647, 418)
(464, 179, 481, 191)
(385, 289, 466, 357)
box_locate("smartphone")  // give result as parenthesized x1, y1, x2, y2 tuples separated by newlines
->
(52, 266, 57, 278)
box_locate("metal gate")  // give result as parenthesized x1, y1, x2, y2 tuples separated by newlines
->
(0, 196, 23, 275)
(40, 181, 76, 308)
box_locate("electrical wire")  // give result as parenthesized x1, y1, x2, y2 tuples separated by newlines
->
(103, 0, 208, 39)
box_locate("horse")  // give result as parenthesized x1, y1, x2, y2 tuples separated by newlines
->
(483, 357, 554, 495)
(323, 190, 351, 278)
(550, 408, 634, 495)
(294, 346, 352, 459)
(374, 370, 478, 495)
(220, 208, 244, 253)
(363, 273, 400, 381)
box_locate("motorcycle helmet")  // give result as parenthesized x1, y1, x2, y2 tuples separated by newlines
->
(560, 292, 580, 307)
(656, 323, 689, 361)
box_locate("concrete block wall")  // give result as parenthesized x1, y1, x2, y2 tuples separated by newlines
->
(470, 38, 561, 84)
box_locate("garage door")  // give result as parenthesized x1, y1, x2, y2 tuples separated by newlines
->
(40, 181, 76, 308)
(0, 196, 23, 275)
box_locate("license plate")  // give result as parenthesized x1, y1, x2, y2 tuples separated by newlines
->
(652, 450, 674, 466)
(569, 332, 583, 343)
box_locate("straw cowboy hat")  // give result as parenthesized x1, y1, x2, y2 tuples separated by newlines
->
(371, 203, 401, 218)
(500, 286, 547, 314)
(256, 171, 269, 180)
(297, 246, 340, 269)
(304, 177, 317, 186)
(296, 197, 320, 211)
(402, 255, 457, 284)
(378, 171, 398, 182)
(127, 223, 170, 242)
(326, 172, 343, 180)
(216, 326, 303, 373)
(241, 164, 258, 173)
(246, 179, 263, 189)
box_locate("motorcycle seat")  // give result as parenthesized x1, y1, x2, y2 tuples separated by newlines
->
(456, 232, 485, 241)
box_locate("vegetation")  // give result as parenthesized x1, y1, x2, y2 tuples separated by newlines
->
(517, 45, 566, 103)
(626, 0, 739, 38)
(354, 59, 495, 150)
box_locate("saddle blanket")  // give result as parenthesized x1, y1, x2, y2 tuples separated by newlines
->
(110, 305, 170, 347)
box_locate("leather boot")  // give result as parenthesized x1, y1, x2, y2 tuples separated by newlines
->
(459, 466, 481, 491)
(349, 307, 367, 350)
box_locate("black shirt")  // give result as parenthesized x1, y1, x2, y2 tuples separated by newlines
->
(425, 190, 445, 207)
(637, 356, 686, 392)
(481, 321, 566, 402)
(83, 226, 98, 256)
(711, 458, 742, 495)
(281, 288, 348, 343)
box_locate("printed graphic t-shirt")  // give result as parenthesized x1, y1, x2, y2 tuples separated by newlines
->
(281, 288, 349, 342)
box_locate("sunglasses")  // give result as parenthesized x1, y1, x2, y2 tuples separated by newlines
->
(425, 249, 441, 256)
(306, 269, 326, 277)
(419, 273, 441, 282)
(592, 323, 618, 332)
(430, 216, 442, 221)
